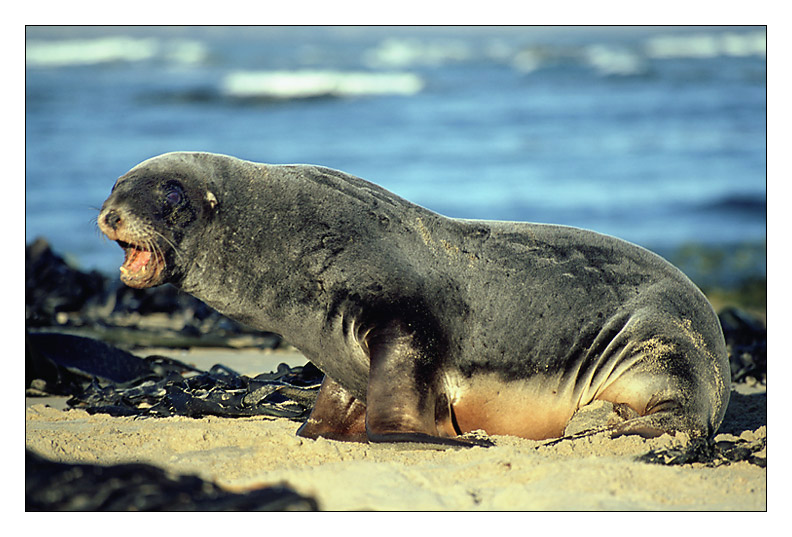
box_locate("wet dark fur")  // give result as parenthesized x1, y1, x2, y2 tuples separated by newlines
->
(99, 152, 731, 447)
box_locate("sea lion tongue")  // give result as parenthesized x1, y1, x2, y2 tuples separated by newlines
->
(121, 245, 151, 276)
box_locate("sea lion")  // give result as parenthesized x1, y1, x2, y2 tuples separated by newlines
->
(97, 152, 731, 447)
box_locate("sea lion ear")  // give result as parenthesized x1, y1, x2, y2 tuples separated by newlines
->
(205, 191, 218, 211)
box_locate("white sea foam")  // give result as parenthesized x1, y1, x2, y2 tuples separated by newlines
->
(512, 49, 543, 74)
(512, 44, 648, 77)
(584, 45, 647, 76)
(161, 39, 209, 66)
(221, 70, 424, 100)
(25, 36, 208, 67)
(363, 38, 473, 68)
(644, 30, 766, 59)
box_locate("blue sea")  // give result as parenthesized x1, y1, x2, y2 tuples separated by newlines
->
(25, 26, 766, 288)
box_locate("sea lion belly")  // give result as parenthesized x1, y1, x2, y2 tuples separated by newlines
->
(444, 370, 577, 440)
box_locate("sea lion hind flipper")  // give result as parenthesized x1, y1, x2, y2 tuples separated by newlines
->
(575, 397, 711, 439)
(296, 376, 368, 442)
(609, 404, 710, 439)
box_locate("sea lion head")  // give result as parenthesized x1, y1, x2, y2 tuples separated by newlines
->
(97, 153, 219, 289)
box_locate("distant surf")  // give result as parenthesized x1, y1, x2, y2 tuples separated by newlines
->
(25, 36, 208, 67)
(221, 70, 424, 100)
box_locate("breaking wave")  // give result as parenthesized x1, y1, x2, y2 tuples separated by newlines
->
(644, 31, 766, 59)
(362, 38, 476, 68)
(221, 70, 424, 100)
(25, 36, 208, 68)
(25, 29, 765, 80)
(512, 29, 765, 76)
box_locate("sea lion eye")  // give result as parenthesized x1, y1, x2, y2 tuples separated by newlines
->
(165, 184, 184, 206)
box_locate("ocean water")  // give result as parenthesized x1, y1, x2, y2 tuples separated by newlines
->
(25, 26, 766, 287)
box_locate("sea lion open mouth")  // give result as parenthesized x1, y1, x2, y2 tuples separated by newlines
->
(117, 239, 165, 288)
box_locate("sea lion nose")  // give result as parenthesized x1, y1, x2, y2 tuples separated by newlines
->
(103, 209, 122, 230)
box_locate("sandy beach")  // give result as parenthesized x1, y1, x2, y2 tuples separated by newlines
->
(24, 25, 769, 518)
(25, 348, 766, 511)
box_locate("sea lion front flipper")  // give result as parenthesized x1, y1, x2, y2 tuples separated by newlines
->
(296, 375, 368, 442)
(364, 321, 492, 448)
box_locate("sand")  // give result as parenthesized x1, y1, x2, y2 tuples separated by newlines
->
(25, 349, 766, 512)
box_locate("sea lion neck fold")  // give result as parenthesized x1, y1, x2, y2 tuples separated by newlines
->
(99, 152, 731, 447)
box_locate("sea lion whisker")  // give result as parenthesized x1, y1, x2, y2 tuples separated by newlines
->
(154, 241, 168, 269)
(152, 230, 183, 262)
(142, 237, 155, 264)
(146, 237, 165, 271)
(90, 215, 106, 238)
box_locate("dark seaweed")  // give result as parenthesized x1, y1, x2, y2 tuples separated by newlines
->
(638, 436, 766, 468)
(26, 331, 323, 420)
(718, 307, 767, 384)
(69, 359, 323, 420)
